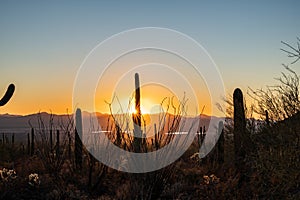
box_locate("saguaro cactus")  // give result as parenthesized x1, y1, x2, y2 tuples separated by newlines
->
(27, 133, 30, 155)
(132, 73, 142, 152)
(233, 88, 245, 167)
(68, 131, 72, 159)
(12, 133, 15, 147)
(50, 129, 53, 151)
(233, 88, 253, 170)
(75, 108, 83, 169)
(56, 130, 60, 156)
(0, 84, 15, 106)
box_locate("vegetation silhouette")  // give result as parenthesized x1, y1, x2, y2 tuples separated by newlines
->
(0, 39, 299, 199)
(0, 84, 15, 106)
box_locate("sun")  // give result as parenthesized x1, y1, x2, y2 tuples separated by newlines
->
(129, 105, 137, 114)
(129, 103, 148, 115)
(128, 96, 152, 115)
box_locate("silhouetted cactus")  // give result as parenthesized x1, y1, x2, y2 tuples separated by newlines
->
(265, 110, 270, 126)
(5, 135, 8, 144)
(11, 133, 14, 147)
(201, 126, 206, 145)
(199, 126, 209, 164)
(154, 123, 159, 150)
(31, 128, 34, 156)
(0, 84, 15, 106)
(233, 88, 255, 171)
(197, 126, 206, 149)
(27, 133, 30, 155)
(132, 73, 142, 152)
(68, 131, 71, 159)
(115, 124, 122, 147)
(233, 88, 246, 168)
(56, 130, 60, 156)
(0, 84, 15, 147)
(50, 129, 53, 151)
(75, 108, 83, 170)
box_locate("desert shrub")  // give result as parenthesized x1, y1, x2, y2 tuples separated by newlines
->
(104, 94, 191, 199)
(33, 113, 72, 177)
(249, 38, 300, 121)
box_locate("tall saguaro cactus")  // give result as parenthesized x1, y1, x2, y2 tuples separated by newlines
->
(133, 73, 142, 152)
(0, 84, 15, 106)
(233, 88, 251, 169)
(233, 89, 245, 167)
(75, 108, 83, 170)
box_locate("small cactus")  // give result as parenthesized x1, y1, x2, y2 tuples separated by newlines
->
(0, 84, 15, 147)
(265, 110, 270, 126)
(75, 108, 83, 170)
(11, 133, 14, 147)
(0, 84, 15, 106)
(50, 129, 53, 150)
(68, 131, 72, 159)
(56, 130, 60, 156)
(27, 133, 30, 155)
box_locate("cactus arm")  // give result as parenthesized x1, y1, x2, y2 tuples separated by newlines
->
(0, 84, 15, 106)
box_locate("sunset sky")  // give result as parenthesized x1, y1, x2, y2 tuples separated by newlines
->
(0, 1, 299, 115)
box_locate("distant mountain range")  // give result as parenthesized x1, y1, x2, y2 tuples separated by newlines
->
(0, 112, 216, 132)
(0, 112, 220, 144)
(0, 112, 105, 133)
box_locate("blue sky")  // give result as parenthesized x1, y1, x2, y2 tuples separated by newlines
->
(0, 1, 299, 114)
